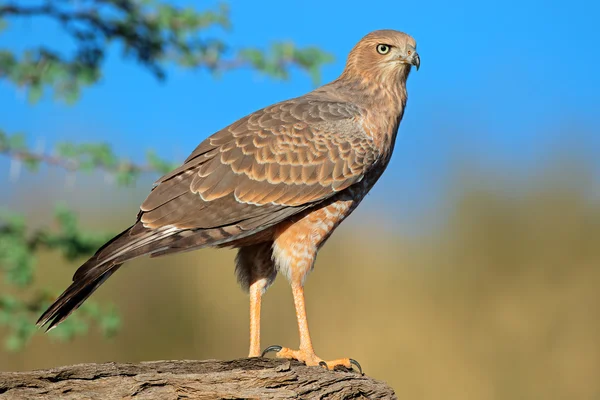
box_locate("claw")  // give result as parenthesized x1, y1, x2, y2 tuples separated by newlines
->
(349, 358, 363, 375)
(261, 345, 283, 357)
(318, 361, 328, 369)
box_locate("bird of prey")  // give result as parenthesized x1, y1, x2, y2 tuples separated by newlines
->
(37, 29, 420, 372)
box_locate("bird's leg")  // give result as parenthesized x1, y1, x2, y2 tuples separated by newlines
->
(236, 243, 277, 358)
(248, 279, 264, 357)
(291, 283, 316, 357)
(262, 281, 362, 374)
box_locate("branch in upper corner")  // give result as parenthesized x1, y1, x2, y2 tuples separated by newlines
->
(0, 358, 397, 399)
(0, 1, 333, 104)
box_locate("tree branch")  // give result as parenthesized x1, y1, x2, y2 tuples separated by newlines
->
(1, 145, 160, 174)
(0, 1, 333, 100)
(0, 132, 179, 184)
(0, 358, 396, 399)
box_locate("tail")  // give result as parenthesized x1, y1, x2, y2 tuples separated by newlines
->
(36, 263, 121, 331)
(36, 222, 171, 331)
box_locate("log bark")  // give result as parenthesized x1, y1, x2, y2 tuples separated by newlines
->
(0, 358, 396, 399)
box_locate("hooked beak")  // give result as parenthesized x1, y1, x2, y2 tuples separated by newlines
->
(402, 45, 420, 71)
(411, 51, 420, 71)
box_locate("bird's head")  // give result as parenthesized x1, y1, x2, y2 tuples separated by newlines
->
(342, 30, 419, 85)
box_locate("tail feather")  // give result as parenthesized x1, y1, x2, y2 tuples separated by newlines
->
(36, 223, 185, 331)
(36, 264, 121, 331)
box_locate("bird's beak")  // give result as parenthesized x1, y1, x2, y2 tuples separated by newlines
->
(411, 51, 420, 71)
(400, 45, 420, 71)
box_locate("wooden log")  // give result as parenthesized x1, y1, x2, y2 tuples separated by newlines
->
(0, 358, 396, 399)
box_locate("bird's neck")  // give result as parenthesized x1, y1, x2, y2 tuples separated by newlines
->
(329, 71, 409, 155)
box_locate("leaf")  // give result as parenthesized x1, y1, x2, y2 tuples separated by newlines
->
(0, 295, 18, 311)
(63, 86, 81, 104)
(27, 84, 43, 104)
(76, 65, 100, 85)
(7, 133, 26, 150)
(146, 150, 178, 174)
(56, 142, 78, 158)
(22, 157, 41, 171)
(116, 168, 139, 186)
(101, 308, 121, 336)
(0, 129, 6, 149)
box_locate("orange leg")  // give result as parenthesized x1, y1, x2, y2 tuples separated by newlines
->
(292, 284, 316, 356)
(262, 283, 362, 374)
(248, 280, 263, 357)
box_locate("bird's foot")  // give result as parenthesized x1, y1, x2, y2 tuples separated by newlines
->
(261, 345, 363, 374)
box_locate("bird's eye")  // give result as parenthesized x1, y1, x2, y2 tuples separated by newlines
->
(376, 44, 391, 55)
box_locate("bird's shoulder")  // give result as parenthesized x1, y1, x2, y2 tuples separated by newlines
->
(187, 95, 371, 162)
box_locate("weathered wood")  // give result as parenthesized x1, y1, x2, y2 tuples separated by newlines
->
(0, 358, 396, 399)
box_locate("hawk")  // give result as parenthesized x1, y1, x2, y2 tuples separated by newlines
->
(38, 29, 420, 372)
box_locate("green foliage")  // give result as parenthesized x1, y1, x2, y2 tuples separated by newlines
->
(0, 207, 119, 351)
(146, 150, 179, 175)
(240, 43, 334, 85)
(0, 1, 332, 104)
(0, 134, 184, 350)
(1, 129, 178, 183)
(0, 292, 120, 351)
(0, 1, 331, 351)
(0, 211, 31, 287)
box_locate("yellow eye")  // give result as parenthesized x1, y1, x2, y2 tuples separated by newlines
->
(376, 44, 391, 55)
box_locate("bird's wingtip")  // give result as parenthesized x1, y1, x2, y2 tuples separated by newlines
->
(35, 316, 49, 330)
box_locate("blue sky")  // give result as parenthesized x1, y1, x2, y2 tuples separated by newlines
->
(1, 0, 599, 226)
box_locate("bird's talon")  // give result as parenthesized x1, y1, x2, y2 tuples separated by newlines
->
(318, 361, 328, 369)
(261, 345, 283, 358)
(349, 358, 363, 375)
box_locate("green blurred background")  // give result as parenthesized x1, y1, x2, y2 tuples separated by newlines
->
(2, 1, 600, 399)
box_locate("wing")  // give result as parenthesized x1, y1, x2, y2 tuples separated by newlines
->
(81, 97, 379, 269)
(139, 97, 379, 235)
